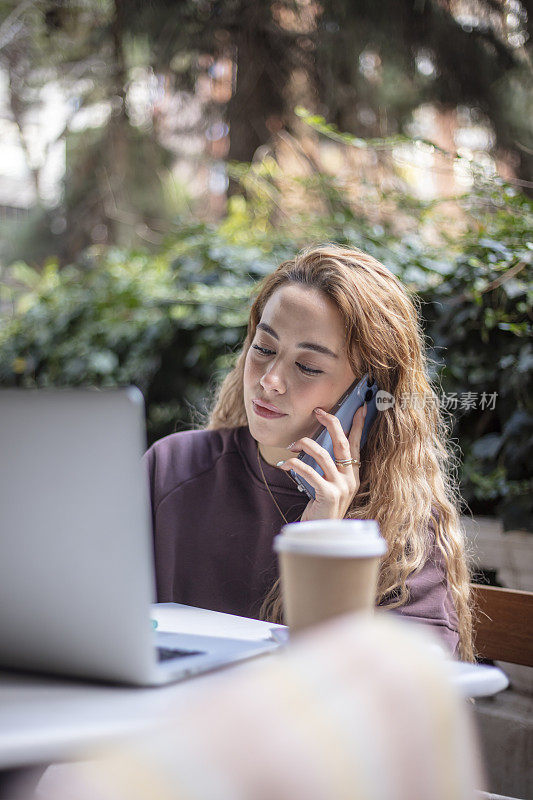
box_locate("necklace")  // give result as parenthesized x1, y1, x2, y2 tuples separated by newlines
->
(256, 440, 290, 525)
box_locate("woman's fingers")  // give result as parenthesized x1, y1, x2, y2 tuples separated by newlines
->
(314, 404, 366, 467)
(277, 456, 332, 496)
(347, 403, 367, 457)
(286, 435, 339, 482)
(276, 403, 368, 519)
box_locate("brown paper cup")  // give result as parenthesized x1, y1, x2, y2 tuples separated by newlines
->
(274, 520, 387, 632)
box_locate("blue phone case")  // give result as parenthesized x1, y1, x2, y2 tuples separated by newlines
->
(289, 373, 379, 500)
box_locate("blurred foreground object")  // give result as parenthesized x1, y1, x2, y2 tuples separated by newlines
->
(34, 614, 484, 800)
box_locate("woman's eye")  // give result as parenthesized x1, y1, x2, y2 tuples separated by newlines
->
(251, 344, 323, 376)
(296, 363, 323, 375)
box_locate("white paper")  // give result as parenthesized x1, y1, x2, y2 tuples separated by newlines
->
(151, 603, 286, 642)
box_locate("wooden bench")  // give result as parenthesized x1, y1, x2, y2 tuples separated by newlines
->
(471, 585, 533, 800)
(471, 584, 533, 667)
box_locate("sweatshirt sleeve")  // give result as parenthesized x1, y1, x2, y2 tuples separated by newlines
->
(381, 518, 460, 658)
(141, 445, 156, 536)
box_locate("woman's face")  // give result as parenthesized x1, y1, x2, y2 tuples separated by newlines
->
(243, 283, 358, 451)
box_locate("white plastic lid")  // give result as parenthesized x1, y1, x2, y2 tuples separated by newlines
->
(273, 519, 387, 558)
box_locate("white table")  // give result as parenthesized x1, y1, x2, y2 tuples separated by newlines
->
(0, 604, 509, 772)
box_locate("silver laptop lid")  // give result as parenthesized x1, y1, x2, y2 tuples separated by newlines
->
(0, 387, 156, 683)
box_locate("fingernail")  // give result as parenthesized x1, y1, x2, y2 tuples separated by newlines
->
(276, 460, 285, 467)
(314, 408, 325, 415)
(288, 444, 300, 452)
(287, 441, 296, 448)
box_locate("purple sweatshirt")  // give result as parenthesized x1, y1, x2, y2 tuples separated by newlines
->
(143, 426, 460, 655)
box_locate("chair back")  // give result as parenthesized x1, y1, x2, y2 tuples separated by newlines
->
(471, 584, 533, 667)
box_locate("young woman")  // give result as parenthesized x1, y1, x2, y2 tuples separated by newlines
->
(144, 244, 474, 661)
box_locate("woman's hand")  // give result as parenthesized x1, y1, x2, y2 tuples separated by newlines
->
(276, 403, 367, 522)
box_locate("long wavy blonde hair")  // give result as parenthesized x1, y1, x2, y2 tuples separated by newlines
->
(206, 244, 474, 661)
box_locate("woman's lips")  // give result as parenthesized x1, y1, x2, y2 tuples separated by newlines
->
(252, 400, 288, 419)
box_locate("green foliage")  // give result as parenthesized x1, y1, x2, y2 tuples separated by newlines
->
(418, 183, 533, 530)
(0, 226, 283, 441)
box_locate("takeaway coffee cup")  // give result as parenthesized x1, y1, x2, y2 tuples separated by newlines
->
(273, 519, 387, 632)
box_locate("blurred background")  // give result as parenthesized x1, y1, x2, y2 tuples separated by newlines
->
(0, 0, 531, 530)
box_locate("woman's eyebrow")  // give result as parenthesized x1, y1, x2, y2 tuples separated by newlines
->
(257, 322, 339, 359)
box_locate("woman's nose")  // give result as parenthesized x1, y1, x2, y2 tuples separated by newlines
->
(259, 362, 286, 393)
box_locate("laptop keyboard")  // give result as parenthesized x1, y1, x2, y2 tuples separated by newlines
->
(157, 646, 205, 662)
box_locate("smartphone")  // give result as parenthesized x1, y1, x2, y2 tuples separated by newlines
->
(289, 373, 379, 500)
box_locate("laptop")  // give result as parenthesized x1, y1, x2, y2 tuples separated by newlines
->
(0, 387, 279, 685)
